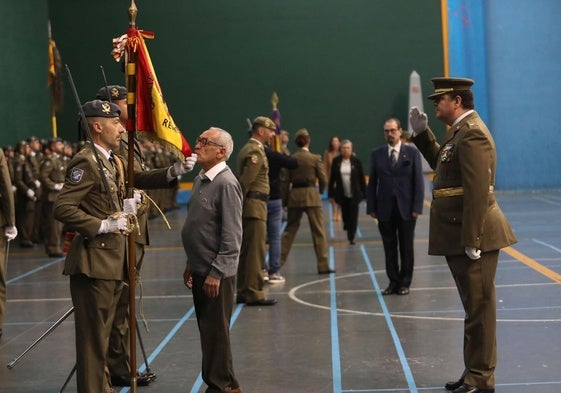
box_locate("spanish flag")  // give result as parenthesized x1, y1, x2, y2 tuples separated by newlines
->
(270, 92, 282, 152)
(112, 28, 192, 158)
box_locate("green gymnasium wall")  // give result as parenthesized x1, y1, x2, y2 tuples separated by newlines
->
(3, 1, 444, 173)
(0, 1, 51, 145)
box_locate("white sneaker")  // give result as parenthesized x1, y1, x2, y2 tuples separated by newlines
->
(262, 269, 269, 282)
(268, 273, 285, 284)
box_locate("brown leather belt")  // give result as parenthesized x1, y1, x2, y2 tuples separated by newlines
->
(433, 185, 494, 198)
(246, 191, 269, 201)
(292, 182, 315, 188)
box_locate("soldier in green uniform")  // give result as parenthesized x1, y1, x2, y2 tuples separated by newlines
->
(95, 85, 196, 386)
(54, 100, 193, 393)
(280, 128, 332, 274)
(236, 116, 277, 306)
(409, 77, 517, 393)
(0, 147, 17, 339)
(13, 141, 39, 248)
(39, 138, 66, 257)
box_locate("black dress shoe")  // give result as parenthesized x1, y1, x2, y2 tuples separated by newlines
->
(452, 383, 494, 393)
(111, 372, 153, 387)
(318, 269, 335, 274)
(397, 287, 410, 295)
(445, 378, 464, 390)
(381, 286, 397, 296)
(48, 252, 64, 258)
(245, 298, 277, 306)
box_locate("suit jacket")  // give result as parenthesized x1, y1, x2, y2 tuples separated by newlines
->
(286, 148, 326, 208)
(327, 155, 366, 205)
(366, 143, 424, 222)
(413, 111, 517, 255)
(54, 143, 173, 280)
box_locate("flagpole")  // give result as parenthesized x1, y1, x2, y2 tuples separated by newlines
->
(126, 1, 138, 391)
(48, 20, 58, 138)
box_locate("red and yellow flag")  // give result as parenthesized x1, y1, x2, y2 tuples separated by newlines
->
(270, 92, 282, 152)
(113, 28, 192, 158)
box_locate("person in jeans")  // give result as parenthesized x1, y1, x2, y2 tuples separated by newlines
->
(264, 146, 297, 283)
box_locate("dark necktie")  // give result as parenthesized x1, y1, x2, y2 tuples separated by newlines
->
(391, 149, 398, 167)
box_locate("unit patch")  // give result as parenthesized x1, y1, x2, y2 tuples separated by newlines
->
(440, 143, 455, 163)
(70, 167, 84, 183)
(250, 154, 259, 164)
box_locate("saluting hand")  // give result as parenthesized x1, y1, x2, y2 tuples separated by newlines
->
(409, 106, 428, 135)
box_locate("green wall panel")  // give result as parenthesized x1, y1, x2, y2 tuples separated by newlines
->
(44, 0, 444, 169)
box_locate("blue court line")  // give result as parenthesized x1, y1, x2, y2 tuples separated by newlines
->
(329, 203, 335, 238)
(6, 258, 64, 285)
(189, 304, 244, 393)
(329, 246, 343, 393)
(120, 306, 197, 393)
(359, 245, 418, 393)
(533, 238, 561, 254)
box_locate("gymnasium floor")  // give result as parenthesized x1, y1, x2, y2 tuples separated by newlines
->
(1, 180, 560, 392)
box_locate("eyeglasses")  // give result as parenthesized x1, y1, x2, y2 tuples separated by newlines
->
(196, 136, 224, 148)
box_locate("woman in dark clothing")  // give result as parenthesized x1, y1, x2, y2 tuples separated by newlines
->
(327, 139, 366, 244)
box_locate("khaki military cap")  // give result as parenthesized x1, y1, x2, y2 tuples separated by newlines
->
(252, 116, 276, 131)
(427, 77, 474, 99)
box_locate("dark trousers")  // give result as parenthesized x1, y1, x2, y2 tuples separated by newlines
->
(193, 274, 239, 393)
(340, 197, 359, 242)
(70, 274, 122, 393)
(377, 200, 417, 288)
(446, 250, 499, 390)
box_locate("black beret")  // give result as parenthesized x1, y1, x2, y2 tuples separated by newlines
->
(81, 100, 121, 118)
(95, 85, 127, 101)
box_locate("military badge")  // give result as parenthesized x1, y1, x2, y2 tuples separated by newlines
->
(440, 143, 455, 162)
(250, 154, 259, 164)
(70, 167, 84, 183)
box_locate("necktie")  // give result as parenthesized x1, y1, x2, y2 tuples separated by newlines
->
(391, 149, 398, 167)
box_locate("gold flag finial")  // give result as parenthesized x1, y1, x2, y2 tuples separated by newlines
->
(271, 91, 279, 110)
(129, 0, 138, 27)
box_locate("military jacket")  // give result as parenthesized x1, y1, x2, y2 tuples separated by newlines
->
(39, 153, 67, 202)
(413, 111, 517, 255)
(54, 143, 173, 280)
(287, 148, 327, 208)
(237, 139, 269, 220)
(0, 150, 15, 227)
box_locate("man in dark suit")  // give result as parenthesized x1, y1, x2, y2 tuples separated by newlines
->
(366, 117, 424, 296)
(409, 77, 517, 393)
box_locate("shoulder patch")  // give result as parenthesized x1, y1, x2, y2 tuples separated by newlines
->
(250, 154, 259, 164)
(70, 167, 84, 183)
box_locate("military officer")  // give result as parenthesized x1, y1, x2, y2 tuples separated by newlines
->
(236, 116, 277, 305)
(54, 99, 194, 393)
(39, 138, 66, 257)
(409, 77, 517, 393)
(95, 85, 196, 387)
(13, 141, 39, 248)
(0, 147, 17, 339)
(280, 128, 332, 274)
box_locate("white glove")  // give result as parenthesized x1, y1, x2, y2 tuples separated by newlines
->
(465, 246, 481, 260)
(409, 106, 428, 135)
(123, 198, 137, 214)
(34, 180, 41, 189)
(172, 154, 198, 177)
(54, 183, 64, 191)
(133, 190, 142, 204)
(11, 185, 16, 193)
(26, 188, 36, 200)
(4, 226, 17, 241)
(98, 216, 129, 234)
